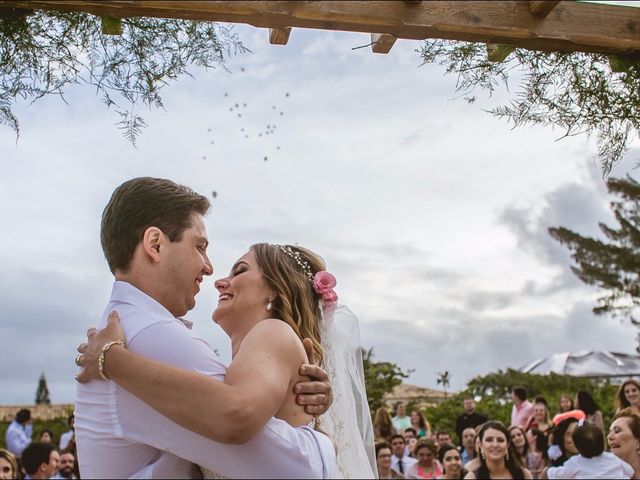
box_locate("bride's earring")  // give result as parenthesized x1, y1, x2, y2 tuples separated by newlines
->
(267, 297, 273, 311)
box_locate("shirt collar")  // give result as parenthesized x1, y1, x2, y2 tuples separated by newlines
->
(110, 281, 193, 330)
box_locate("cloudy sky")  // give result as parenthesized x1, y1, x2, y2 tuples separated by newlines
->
(1, 15, 639, 405)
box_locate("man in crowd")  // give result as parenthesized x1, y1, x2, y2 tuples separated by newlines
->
(460, 427, 476, 465)
(375, 442, 403, 479)
(510, 386, 534, 428)
(52, 450, 76, 479)
(21, 443, 59, 480)
(5, 409, 32, 458)
(390, 434, 417, 476)
(455, 397, 487, 445)
(403, 428, 417, 456)
(392, 401, 411, 433)
(435, 430, 453, 449)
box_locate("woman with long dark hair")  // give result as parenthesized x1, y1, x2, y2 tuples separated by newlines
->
(375, 407, 396, 441)
(464, 421, 532, 479)
(437, 444, 466, 480)
(411, 410, 432, 438)
(508, 426, 529, 469)
(576, 390, 604, 431)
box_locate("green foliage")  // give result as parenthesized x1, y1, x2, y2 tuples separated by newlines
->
(421, 369, 617, 443)
(549, 176, 640, 337)
(362, 347, 412, 413)
(0, 8, 248, 144)
(418, 40, 640, 174)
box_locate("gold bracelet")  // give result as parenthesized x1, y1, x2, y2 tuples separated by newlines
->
(98, 340, 125, 381)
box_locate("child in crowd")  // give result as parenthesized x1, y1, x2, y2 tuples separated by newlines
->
(547, 421, 634, 479)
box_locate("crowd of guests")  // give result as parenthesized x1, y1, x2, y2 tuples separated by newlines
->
(373, 379, 640, 479)
(2, 410, 78, 479)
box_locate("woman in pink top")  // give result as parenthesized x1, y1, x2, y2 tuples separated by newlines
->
(406, 439, 443, 479)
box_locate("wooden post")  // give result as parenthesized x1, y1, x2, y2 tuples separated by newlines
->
(371, 33, 397, 54)
(269, 27, 291, 45)
(529, 1, 561, 18)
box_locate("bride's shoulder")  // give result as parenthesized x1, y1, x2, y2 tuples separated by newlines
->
(246, 319, 301, 350)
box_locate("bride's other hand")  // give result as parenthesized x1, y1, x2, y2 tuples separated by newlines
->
(75, 311, 126, 383)
(293, 338, 334, 415)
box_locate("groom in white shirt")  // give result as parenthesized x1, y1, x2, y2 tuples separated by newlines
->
(75, 177, 334, 478)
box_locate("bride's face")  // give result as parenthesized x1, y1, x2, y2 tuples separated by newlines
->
(212, 250, 272, 335)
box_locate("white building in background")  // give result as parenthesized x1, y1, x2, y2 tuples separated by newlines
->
(521, 351, 640, 382)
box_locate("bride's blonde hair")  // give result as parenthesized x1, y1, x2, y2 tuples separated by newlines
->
(250, 243, 326, 365)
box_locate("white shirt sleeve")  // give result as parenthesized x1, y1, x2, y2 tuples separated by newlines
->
(117, 321, 327, 479)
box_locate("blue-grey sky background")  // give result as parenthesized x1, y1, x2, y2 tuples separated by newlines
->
(1, 16, 638, 404)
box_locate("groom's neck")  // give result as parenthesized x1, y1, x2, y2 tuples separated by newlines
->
(115, 271, 176, 317)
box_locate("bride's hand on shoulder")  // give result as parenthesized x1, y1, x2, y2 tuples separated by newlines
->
(75, 311, 126, 383)
(294, 338, 333, 415)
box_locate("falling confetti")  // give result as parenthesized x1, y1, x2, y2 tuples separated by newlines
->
(202, 155, 207, 160)
(243, 103, 247, 107)
(280, 111, 284, 115)
(272, 106, 276, 109)
(224, 92, 228, 97)
(212, 191, 217, 198)
(264, 156, 268, 161)
(285, 92, 290, 97)
(210, 141, 214, 145)
(237, 113, 242, 117)
(276, 146, 281, 150)
(240, 67, 245, 72)
(235, 103, 239, 108)
(241, 128, 245, 132)
(259, 133, 263, 137)
(207, 128, 211, 132)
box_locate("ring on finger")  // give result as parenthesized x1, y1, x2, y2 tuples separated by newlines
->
(77, 343, 87, 353)
(75, 354, 83, 367)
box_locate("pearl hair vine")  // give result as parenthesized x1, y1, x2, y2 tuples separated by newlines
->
(274, 244, 314, 281)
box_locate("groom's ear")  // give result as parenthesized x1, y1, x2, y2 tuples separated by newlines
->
(141, 226, 163, 263)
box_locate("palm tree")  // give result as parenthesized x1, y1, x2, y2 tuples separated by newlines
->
(436, 370, 451, 399)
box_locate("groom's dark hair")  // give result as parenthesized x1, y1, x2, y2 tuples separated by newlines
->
(101, 177, 210, 273)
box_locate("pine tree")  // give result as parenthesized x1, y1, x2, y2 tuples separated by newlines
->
(35, 372, 51, 405)
(549, 176, 640, 350)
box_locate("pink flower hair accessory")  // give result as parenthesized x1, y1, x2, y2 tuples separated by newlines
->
(313, 271, 338, 305)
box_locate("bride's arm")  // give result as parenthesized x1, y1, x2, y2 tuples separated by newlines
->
(78, 314, 304, 444)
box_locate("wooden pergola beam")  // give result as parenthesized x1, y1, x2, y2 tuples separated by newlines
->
(2, 1, 640, 56)
(529, 1, 561, 18)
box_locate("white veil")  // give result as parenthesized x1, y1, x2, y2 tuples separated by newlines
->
(318, 304, 377, 479)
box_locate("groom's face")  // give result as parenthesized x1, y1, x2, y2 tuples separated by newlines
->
(160, 213, 213, 317)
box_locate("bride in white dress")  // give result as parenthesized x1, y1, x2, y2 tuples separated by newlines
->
(76, 243, 376, 478)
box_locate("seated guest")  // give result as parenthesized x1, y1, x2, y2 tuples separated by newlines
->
(526, 397, 552, 434)
(508, 426, 529, 469)
(21, 442, 59, 480)
(607, 408, 640, 479)
(437, 444, 466, 480)
(52, 450, 77, 480)
(391, 434, 417, 476)
(376, 442, 404, 479)
(404, 428, 418, 456)
(59, 415, 75, 452)
(464, 421, 533, 480)
(558, 394, 574, 414)
(615, 379, 640, 414)
(526, 428, 548, 479)
(393, 402, 412, 433)
(411, 410, 432, 439)
(38, 430, 54, 445)
(547, 421, 633, 479)
(0, 449, 17, 480)
(576, 390, 604, 432)
(435, 431, 452, 450)
(405, 438, 443, 479)
(460, 428, 476, 466)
